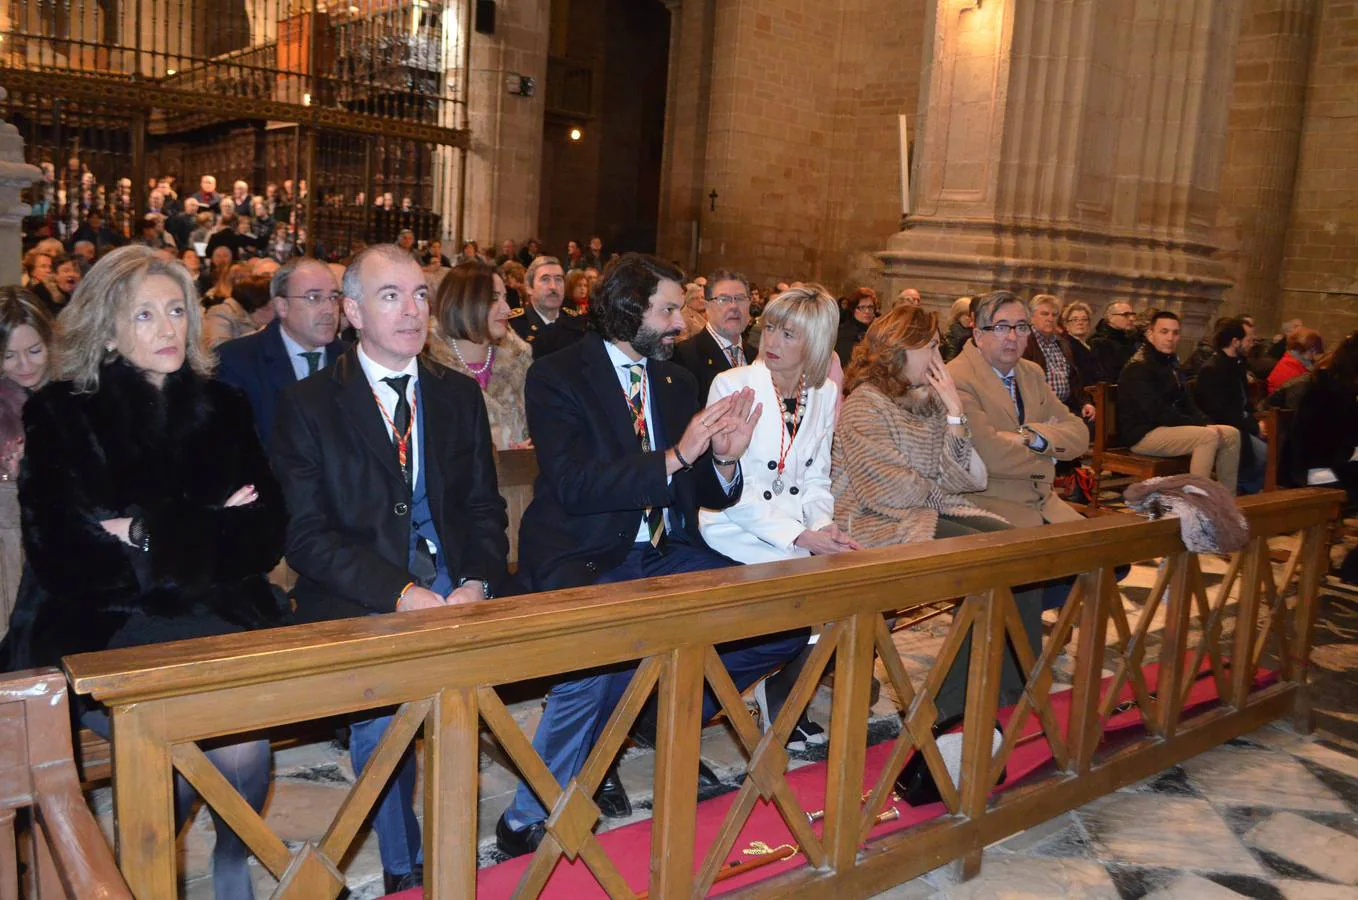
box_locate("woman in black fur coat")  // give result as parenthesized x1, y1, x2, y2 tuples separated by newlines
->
(0, 245, 288, 899)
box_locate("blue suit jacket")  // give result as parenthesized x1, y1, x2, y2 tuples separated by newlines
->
(215, 319, 347, 444)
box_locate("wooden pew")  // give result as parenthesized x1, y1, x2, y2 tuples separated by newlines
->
(0, 669, 130, 898)
(61, 489, 1342, 898)
(1086, 382, 1191, 508)
(494, 447, 539, 570)
(1258, 406, 1293, 492)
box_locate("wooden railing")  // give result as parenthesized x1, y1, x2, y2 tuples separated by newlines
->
(0, 669, 130, 898)
(62, 489, 1341, 899)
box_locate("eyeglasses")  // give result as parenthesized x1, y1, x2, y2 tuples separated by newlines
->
(979, 322, 1033, 337)
(856, 304, 878, 314)
(1107, 310, 1133, 319)
(709, 293, 751, 306)
(286, 291, 342, 307)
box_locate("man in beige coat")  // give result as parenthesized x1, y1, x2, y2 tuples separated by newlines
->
(948, 290, 1089, 527)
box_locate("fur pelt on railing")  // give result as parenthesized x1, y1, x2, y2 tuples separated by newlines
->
(1124, 474, 1250, 554)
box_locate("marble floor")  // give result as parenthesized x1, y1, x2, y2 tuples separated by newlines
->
(87, 527, 1358, 899)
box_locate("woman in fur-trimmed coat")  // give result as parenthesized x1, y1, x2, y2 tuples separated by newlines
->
(0, 245, 287, 900)
(427, 258, 533, 449)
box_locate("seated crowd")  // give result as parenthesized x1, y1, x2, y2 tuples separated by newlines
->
(0, 237, 1338, 896)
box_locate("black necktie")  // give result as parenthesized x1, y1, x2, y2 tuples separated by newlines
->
(382, 374, 413, 492)
(301, 351, 321, 375)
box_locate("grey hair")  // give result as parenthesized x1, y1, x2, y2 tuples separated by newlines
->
(526, 255, 563, 288)
(57, 244, 214, 393)
(971, 290, 1026, 331)
(271, 256, 330, 300)
(1029, 293, 1061, 314)
(759, 284, 839, 388)
(342, 244, 420, 304)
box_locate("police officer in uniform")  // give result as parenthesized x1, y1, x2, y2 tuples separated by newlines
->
(509, 255, 589, 358)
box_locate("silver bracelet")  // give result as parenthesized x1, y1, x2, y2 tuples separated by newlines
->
(712, 455, 740, 467)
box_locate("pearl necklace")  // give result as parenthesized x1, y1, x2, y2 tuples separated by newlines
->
(451, 339, 494, 375)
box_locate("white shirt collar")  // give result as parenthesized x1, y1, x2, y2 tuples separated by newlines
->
(535, 303, 560, 325)
(278, 323, 313, 358)
(705, 323, 738, 351)
(604, 339, 647, 371)
(356, 342, 419, 391)
(991, 365, 1017, 380)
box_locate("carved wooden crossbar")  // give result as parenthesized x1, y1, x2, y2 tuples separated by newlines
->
(63, 489, 1340, 899)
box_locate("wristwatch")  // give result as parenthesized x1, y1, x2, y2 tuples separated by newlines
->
(945, 414, 967, 426)
(458, 577, 493, 599)
(128, 517, 151, 553)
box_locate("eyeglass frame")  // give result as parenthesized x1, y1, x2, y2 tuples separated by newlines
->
(708, 293, 752, 307)
(977, 322, 1033, 337)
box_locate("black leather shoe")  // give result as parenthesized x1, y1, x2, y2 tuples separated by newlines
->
(495, 813, 546, 859)
(382, 865, 423, 893)
(595, 764, 632, 818)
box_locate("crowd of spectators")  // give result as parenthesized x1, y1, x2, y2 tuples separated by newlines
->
(0, 184, 1349, 894)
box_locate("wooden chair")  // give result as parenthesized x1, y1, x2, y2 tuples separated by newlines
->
(1257, 407, 1293, 492)
(0, 668, 130, 898)
(1086, 382, 1191, 508)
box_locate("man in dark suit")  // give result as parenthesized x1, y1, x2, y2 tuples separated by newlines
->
(673, 267, 755, 400)
(270, 244, 508, 893)
(508, 255, 588, 358)
(495, 252, 806, 857)
(216, 257, 347, 443)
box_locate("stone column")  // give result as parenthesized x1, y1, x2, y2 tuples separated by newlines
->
(0, 90, 41, 286)
(1217, 0, 1318, 328)
(882, 0, 1245, 344)
(655, 0, 716, 273)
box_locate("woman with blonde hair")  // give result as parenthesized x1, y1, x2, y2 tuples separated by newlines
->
(701, 284, 859, 750)
(427, 259, 533, 449)
(0, 245, 288, 899)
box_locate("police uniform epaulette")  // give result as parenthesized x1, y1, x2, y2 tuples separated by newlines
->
(507, 307, 525, 318)
(562, 306, 581, 317)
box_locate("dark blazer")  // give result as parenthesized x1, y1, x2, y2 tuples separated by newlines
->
(215, 319, 347, 444)
(1283, 369, 1356, 496)
(1194, 350, 1260, 467)
(673, 327, 754, 403)
(509, 304, 589, 358)
(270, 348, 509, 623)
(0, 361, 288, 671)
(519, 333, 740, 592)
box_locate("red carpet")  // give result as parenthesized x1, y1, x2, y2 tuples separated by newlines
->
(390, 663, 1273, 898)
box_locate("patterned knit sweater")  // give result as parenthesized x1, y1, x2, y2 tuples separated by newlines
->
(831, 383, 1007, 548)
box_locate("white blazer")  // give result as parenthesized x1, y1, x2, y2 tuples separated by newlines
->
(699, 360, 838, 564)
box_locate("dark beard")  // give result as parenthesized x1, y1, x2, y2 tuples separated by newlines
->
(632, 323, 680, 361)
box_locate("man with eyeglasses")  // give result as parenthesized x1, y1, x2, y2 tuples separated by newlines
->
(1089, 300, 1143, 383)
(216, 256, 347, 443)
(673, 267, 755, 399)
(947, 290, 1090, 528)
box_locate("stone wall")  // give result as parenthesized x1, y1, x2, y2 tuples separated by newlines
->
(1275, 0, 1358, 345)
(461, 0, 551, 252)
(1216, 1, 1317, 330)
(657, 0, 926, 291)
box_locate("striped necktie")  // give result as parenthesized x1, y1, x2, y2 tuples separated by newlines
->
(626, 364, 666, 549)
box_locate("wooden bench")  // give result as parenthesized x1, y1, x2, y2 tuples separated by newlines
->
(1, 669, 130, 898)
(1086, 382, 1191, 507)
(60, 489, 1341, 897)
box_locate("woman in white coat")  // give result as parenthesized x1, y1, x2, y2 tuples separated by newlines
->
(700, 285, 860, 750)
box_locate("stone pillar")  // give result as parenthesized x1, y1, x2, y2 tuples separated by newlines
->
(1217, 0, 1319, 328)
(655, 0, 716, 273)
(882, 0, 1244, 345)
(0, 90, 41, 286)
